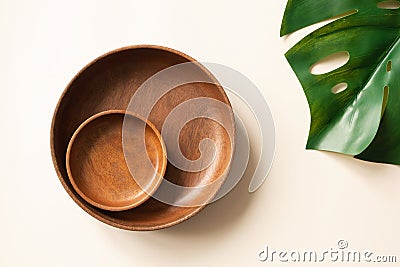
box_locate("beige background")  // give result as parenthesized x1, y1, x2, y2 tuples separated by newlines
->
(1, 0, 400, 266)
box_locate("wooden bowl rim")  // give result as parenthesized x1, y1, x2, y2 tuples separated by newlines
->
(50, 45, 235, 230)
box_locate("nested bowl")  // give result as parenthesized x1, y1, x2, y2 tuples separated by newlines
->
(51, 45, 235, 230)
(66, 110, 167, 212)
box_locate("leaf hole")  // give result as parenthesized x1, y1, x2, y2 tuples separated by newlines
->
(381, 86, 389, 117)
(387, 60, 392, 72)
(310, 51, 350, 75)
(331, 83, 348, 94)
(377, 0, 400, 9)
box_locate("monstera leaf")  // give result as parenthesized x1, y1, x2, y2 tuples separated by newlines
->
(281, 0, 400, 164)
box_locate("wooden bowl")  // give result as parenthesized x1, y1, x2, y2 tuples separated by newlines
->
(66, 110, 167, 211)
(51, 45, 235, 230)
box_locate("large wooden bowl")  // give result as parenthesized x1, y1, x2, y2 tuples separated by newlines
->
(50, 45, 235, 230)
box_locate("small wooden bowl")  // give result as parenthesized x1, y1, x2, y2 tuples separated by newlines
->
(66, 110, 167, 211)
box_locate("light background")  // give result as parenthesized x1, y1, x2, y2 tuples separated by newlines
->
(1, 0, 400, 266)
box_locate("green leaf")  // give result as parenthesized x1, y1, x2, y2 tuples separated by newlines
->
(281, 0, 400, 164)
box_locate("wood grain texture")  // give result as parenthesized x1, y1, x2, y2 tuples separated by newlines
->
(66, 110, 166, 211)
(50, 45, 235, 230)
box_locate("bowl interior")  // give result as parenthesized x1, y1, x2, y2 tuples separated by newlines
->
(66, 111, 166, 212)
(51, 46, 235, 230)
